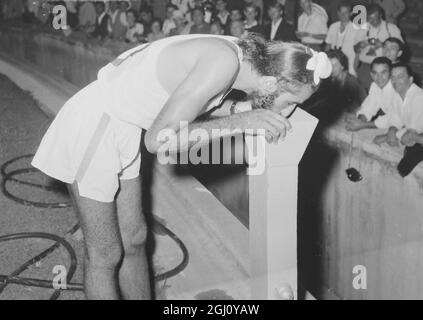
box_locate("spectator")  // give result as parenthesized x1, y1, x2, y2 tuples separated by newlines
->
(296, 0, 329, 51)
(108, 1, 127, 40)
(210, 20, 224, 35)
(243, 4, 263, 35)
(162, 4, 177, 36)
(147, 18, 165, 42)
(230, 19, 248, 38)
(139, 6, 153, 36)
(243, 0, 263, 23)
(125, 9, 144, 43)
(354, 4, 403, 90)
(304, 49, 366, 124)
(169, 10, 190, 36)
(214, 0, 230, 30)
(383, 37, 404, 65)
(224, 7, 243, 35)
(189, 7, 210, 34)
(325, 1, 361, 76)
(345, 57, 400, 133)
(91, 1, 110, 40)
(265, 1, 297, 42)
(374, 0, 405, 25)
(276, 0, 297, 26)
(171, 0, 194, 16)
(373, 64, 423, 145)
(78, 1, 97, 34)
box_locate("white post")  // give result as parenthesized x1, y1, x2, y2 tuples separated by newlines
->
(246, 108, 318, 300)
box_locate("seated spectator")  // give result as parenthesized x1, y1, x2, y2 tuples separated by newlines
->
(325, 1, 361, 76)
(243, 4, 263, 35)
(162, 4, 177, 36)
(230, 20, 249, 38)
(374, 0, 405, 25)
(214, 0, 230, 30)
(169, 10, 191, 36)
(147, 18, 165, 42)
(304, 50, 366, 125)
(125, 9, 144, 43)
(139, 6, 154, 36)
(108, 1, 128, 41)
(225, 7, 243, 35)
(373, 64, 423, 176)
(265, 1, 297, 42)
(78, 1, 97, 34)
(297, 0, 329, 51)
(210, 20, 224, 35)
(383, 37, 404, 65)
(189, 7, 210, 34)
(354, 4, 403, 90)
(346, 57, 400, 133)
(91, 1, 110, 40)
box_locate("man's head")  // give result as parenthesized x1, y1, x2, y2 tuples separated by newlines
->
(299, 0, 313, 15)
(383, 37, 404, 63)
(166, 4, 177, 20)
(244, 4, 259, 23)
(327, 49, 349, 79)
(210, 21, 224, 35)
(391, 64, 414, 97)
(237, 36, 326, 110)
(268, 2, 283, 22)
(119, 1, 130, 11)
(109, 1, 118, 12)
(337, 1, 352, 24)
(192, 8, 205, 26)
(230, 20, 245, 37)
(216, 0, 227, 13)
(230, 8, 243, 22)
(126, 9, 137, 26)
(172, 10, 186, 27)
(95, 1, 105, 15)
(140, 7, 153, 25)
(370, 57, 392, 88)
(367, 4, 383, 28)
(151, 19, 162, 33)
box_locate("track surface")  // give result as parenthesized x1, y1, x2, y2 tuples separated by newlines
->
(0, 73, 85, 300)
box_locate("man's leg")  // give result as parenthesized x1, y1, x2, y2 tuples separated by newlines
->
(116, 177, 151, 300)
(68, 183, 123, 300)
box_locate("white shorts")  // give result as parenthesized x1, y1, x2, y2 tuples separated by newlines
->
(32, 81, 143, 202)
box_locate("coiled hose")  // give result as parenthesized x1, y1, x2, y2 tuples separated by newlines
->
(0, 155, 189, 300)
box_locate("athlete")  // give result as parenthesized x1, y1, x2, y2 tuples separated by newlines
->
(32, 34, 331, 299)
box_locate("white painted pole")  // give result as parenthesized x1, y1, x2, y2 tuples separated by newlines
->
(246, 108, 318, 300)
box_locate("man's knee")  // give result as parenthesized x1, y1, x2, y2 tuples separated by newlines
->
(122, 225, 148, 256)
(86, 243, 123, 269)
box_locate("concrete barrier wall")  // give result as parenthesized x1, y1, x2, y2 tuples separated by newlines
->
(2, 24, 423, 299)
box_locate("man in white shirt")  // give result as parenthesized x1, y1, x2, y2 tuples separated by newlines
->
(346, 57, 401, 140)
(162, 4, 177, 36)
(78, 1, 97, 33)
(325, 1, 361, 76)
(374, 64, 423, 147)
(354, 4, 403, 89)
(297, 0, 329, 51)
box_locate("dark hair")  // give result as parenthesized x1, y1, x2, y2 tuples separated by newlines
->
(338, 0, 352, 12)
(151, 18, 162, 29)
(371, 56, 392, 71)
(383, 37, 404, 51)
(244, 4, 259, 14)
(139, 6, 153, 15)
(191, 7, 204, 16)
(166, 4, 178, 11)
(367, 4, 384, 17)
(95, 1, 105, 10)
(327, 49, 349, 72)
(392, 63, 414, 77)
(268, 1, 283, 11)
(126, 8, 138, 19)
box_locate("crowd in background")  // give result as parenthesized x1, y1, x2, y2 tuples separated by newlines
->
(1, 0, 423, 176)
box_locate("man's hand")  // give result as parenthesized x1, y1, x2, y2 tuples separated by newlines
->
(401, 129, 419, 147)
(387, 127, 400, 147)
(236, 109, 292, 144)
(345, 116, 366, 132)
(354, 41, 369, 53)
(373, 134, 388, 146)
